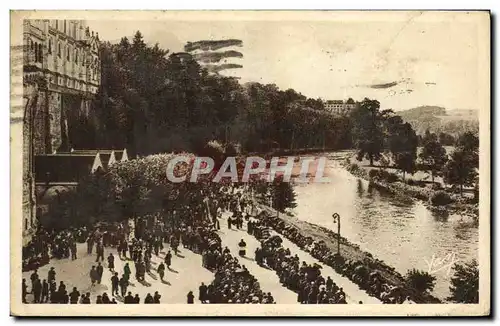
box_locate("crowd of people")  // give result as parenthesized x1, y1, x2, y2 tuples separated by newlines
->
(23, 183, 407, 305)
(262, 212, 410, 304)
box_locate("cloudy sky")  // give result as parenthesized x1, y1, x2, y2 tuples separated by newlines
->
(88, 11, 487, 111)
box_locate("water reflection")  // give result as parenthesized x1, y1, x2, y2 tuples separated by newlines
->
(293, 152, 478, 300)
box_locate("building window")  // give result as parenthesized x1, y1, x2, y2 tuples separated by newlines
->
(48, 38, 52, 54)
(55, 20, 58, 29)
(73, 23, 76, 38)
(37, 43, 43, 63)
(30, 39, 33, 50)
(58, 43, 61, 57)
(75, 49, 78, 64)
(82, 54, 85, 66)
(64, 20, 67, 33)
(34, 42, 38, 63)
(67, 46, 70, 61)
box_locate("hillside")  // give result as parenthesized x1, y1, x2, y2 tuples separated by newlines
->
(398, 106, 478, 136)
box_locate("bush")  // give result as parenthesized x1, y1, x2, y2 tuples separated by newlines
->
(349, 163, 360, 172)
(405, 269, 436, 294)
(407, 178, 416, 186)
(430, 191, 453, 206)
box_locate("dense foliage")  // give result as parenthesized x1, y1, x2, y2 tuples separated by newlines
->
(71, 31, 353, 156)
(404, 269, 436, 294)
(447, 260, 479, 303)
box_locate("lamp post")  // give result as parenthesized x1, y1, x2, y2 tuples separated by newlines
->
(332, 213, 341, 256)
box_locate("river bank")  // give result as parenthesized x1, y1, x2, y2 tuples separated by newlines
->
(341, 158, 479, 220)
(256, 204, 442, 304)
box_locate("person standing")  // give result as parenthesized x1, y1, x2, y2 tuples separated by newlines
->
(124, 292, 134, 304)
(107, 253, 115, 272)
(95, 242, 104, 262)
(32, 278, 42, 303)
(30, 269, 39, 291)
(22, 279, 27, 303)
(69, 287, 80, 304)
(96, 262, 104, 284)
(47, 267, 56, 284)
(70, 241, 77, 260)
(111, 272, 119, 297)
(90, 266, 98, 287)
(153, 291, 161, 303)
(157, 262, 165, 282)
(199, 282, 207, 303)
(144, 293, 154, 304)
(123, 262, 131, 279)
(187, 291, 194, 304)
(119, 274, 128, 297)
(41, 279, 49, 303)
(238, 239, 247, 257)
(165, 250, 172, 269)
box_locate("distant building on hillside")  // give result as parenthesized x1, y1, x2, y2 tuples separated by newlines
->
(325, 98, 358, 116)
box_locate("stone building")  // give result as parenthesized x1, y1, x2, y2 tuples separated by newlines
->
(325, 98, 358, 116)
(22, 19, 101, 239)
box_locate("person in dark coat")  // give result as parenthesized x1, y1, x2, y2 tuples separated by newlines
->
(70, 241, 77, 260)
(119, 274, 128, 297)
(69, 287, 80, 304)
(95, 242, 104, 262)
(32, 278, 42, 303)
(124, 292, 134, 304)
(123, 263, 131, 282)
(153, 291, 161, 303)
(199, 282, 207, 303)
(238, 239, 247, 257)
(22, 279, 27, 303)
(157, 262, 165, 281)
(30, 269, 39, 290)
(90, 266, 98, 287)
(83, 293, 91, 304)
(134, 294, 140, 304)
(144, 293, 154, 304)
(111, 272, 119, 296)
(107, 253, 115, 272)
(47, 267, 56, 284)
(187, 291, 194, 304)
(102, 292, 110, 304)
(41, 279, 49, 303)
(165, 250, 172, 269)
(96, 262, 104, 284)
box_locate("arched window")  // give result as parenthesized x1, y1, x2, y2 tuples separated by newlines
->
(75, 49, 78, 64)
(48, 38, 52, 54)
(82, 53, 85, 66)
(66, 46, 70, 61)
(58, 42, 61, 58)
(29, 39, 33, 50)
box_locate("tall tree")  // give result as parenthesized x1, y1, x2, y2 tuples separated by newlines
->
(386, 115, 419, 180)
(444, 148, 478, 196)
(352, 98, 385, 166)
(419, 131, 448, 183)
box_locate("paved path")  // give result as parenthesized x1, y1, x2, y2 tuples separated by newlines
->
(22, 242, 214, 304)
(218, 212, 382, 304)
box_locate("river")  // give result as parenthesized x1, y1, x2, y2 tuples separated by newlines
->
(292, 151, 478, 300)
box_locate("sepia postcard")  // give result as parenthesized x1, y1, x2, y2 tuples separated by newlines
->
(10, 10, 490, 317)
